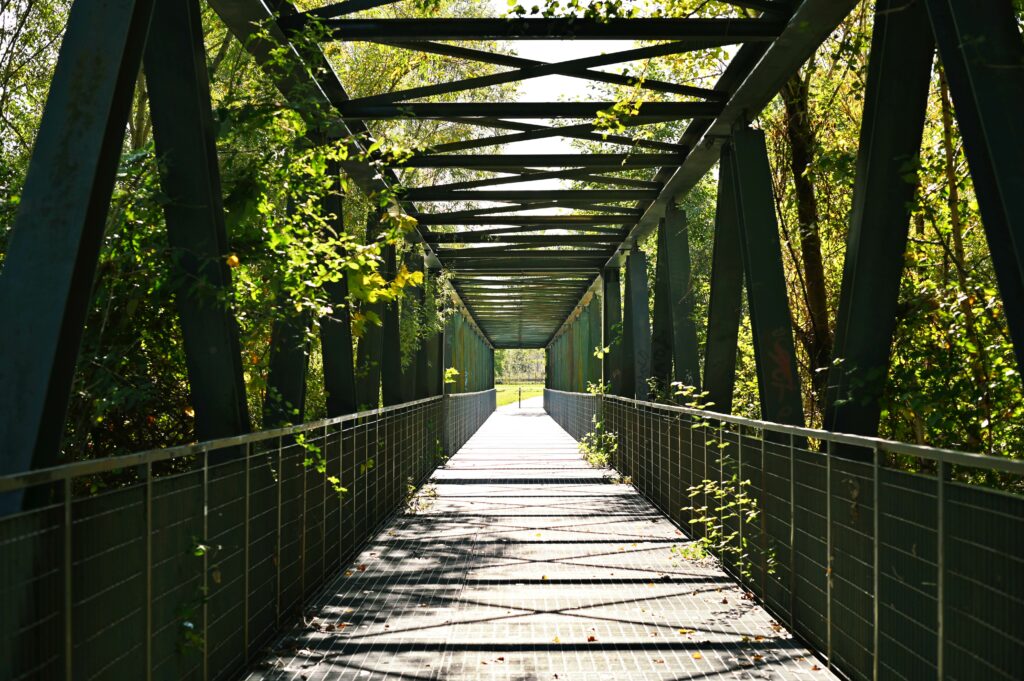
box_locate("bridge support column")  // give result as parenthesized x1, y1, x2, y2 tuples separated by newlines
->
(664, 203, 702, 390)
(651, 220, 674, 395)
(621, 249, 652, 399)
(145, 0, 250, 442)
(0, 0, 155, 482)
(731, 127, 805, 427)
(381, 243, 403, 406)
(264, 300, 311, 428)
(320, 170, 357, 418)
(825, 0, 933, 438)
(355, 211, 384, 409)
(925, 0, 1024, 379)
(601, 268, 622, 393)
(703, 147, 744, 415)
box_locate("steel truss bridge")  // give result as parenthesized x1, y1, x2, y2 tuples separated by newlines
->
(0, 0, 1022, 679)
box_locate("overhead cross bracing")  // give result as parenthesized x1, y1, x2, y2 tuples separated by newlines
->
(262, 0, 857, 348)
(207, 0, 864, 348)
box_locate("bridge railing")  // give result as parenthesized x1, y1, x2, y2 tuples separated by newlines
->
(544, 388, 1024, 681)
(443, 388, 497, 454)
(0, 391, 494, 681)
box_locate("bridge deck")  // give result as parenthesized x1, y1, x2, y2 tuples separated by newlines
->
(248, 400, 837, 680)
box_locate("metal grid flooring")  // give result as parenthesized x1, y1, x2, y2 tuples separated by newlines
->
(246, 400, 839, 680)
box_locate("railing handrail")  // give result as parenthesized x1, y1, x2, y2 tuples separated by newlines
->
(543, 388, 1024, 476)
(0, 395, 444, 493)
(445, 387, 496, 397)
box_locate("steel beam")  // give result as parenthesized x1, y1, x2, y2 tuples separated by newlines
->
(380, 243, 403, 406)
(703, 147, 744, 415)
(406, 189, 658, 202)
(397, 154, 683, 169)
(353, 41, 726, 105)
(824, 0, 934, 439)
(307, 17, 786, 41)
(144, 0, 250, 444)
(263, 307, 312, 428)
(416, 215, 637, 226)
(620, 250, 652, 399)
(731, 127, 804, 426)
(651, 221, 674, 393)
(602, 269, 622, 393)
(354, 212, 384, 409)
(606, 0, 861, 268)
(664, 203, 702, 389)
(338, 101, 722, 120)
(0, 0, 154, 488)
(925, 0, 1024, 378)
(320, 171, 357, 417)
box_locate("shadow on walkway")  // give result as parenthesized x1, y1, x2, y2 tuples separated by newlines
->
(246, 408, 837, 680)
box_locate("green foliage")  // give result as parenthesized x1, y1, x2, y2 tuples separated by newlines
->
(680, 471, 773, 581)
(579, 414, 617, 468)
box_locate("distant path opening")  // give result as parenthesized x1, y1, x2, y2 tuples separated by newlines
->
(247, 407, 838, 679)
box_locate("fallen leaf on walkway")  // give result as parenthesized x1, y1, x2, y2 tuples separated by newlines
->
(552, 636, 561, 643)
(753, 654, 764, 662)
(678, 628, 695, 635)
(693, 653, 703, 660)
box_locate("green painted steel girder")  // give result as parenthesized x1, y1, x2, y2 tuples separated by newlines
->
(731, 127, 804, 427)
(297, 17, 786, 41)
(338, 101, 722, 121)
(703, 146, 744, 415)
(406, 189, 658, 202)
(824, 0, 933, 441)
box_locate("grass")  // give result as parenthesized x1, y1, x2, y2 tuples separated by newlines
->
(495, 383, 544, 407)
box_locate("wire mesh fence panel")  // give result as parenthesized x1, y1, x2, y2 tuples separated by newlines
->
(535, 389, 1024, 681)
(0, 395, 471, 681)
(443, 389, 496, 455)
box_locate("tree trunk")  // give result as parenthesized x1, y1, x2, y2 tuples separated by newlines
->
(781, 74, 831, 416)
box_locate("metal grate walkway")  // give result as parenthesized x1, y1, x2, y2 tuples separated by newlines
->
(247, 401, 839, 680)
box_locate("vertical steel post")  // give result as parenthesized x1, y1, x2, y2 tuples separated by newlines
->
(145, 461, 153, 681)
(824, 0, 934, 440)
(789, 432, 796, 628)
(275, 438, 283, 626)
(664, 202, 702, 389)
(703, 146, 744, 416)
(64, 477, 73, 681)
(602, 268, 622, 392)
(872, 444, 880, 681)
(651, 220, 674, 394)
(0, 0, 156, 484)
(145, 0, 250, 446)
(355, 211, 385, 409)
(243, 443, 250, 662)
(321, 169, 358, 417)
(937, 459, 946, 679)
(381, 243, 403, 406)
(622, 250, 652, 399)
(730, 127, 804, 427)
(202, 451, 209, 681)
(925, 0, 1024, 377)
(826, 439, 833, 668)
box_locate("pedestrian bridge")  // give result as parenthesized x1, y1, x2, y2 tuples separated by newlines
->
(3, 389, 1021, 680)
(1, 0, 1023, 679)
(244, 398, 838, 680)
